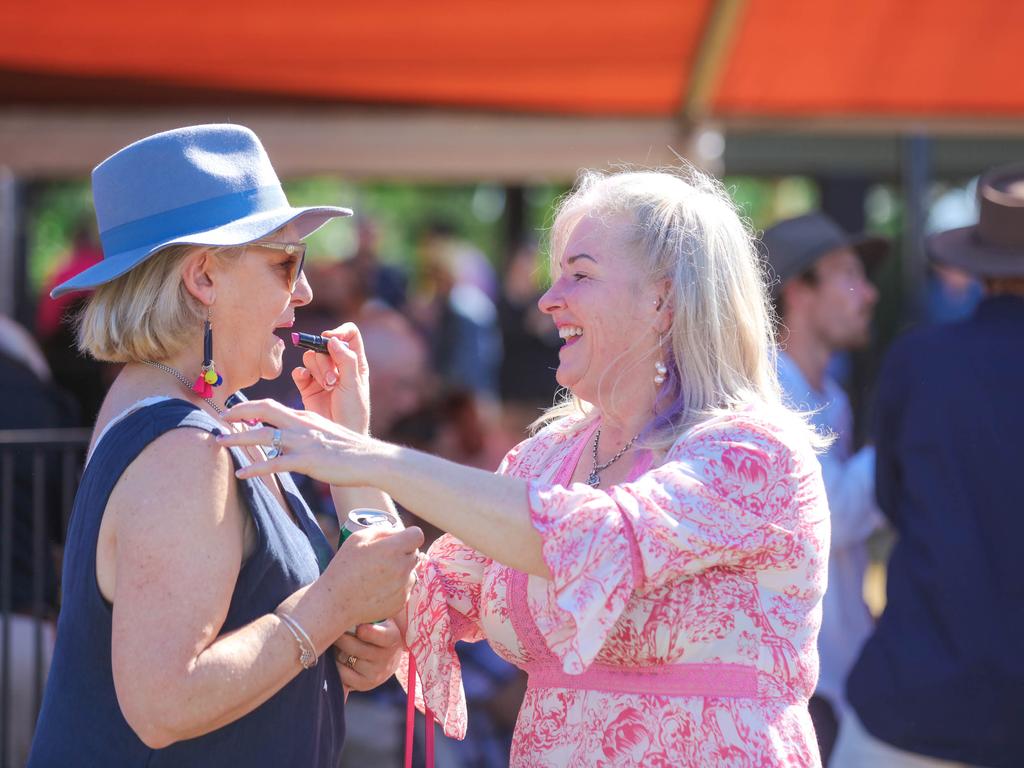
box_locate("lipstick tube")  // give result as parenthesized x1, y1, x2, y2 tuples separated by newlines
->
(290, 332, 329, 354)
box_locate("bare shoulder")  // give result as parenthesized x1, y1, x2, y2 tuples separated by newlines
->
(108, 426, 241, 536)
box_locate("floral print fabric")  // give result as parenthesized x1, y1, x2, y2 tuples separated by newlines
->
(401, 409, 829, 767)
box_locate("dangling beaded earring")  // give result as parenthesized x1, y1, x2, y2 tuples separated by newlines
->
(192, 309, 223, 399)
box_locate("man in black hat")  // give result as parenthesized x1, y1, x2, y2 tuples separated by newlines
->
(834, 166, 1024, 767)
(763, 212, 887, 765)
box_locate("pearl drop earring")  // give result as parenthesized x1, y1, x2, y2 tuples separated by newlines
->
(654, 360, 667, 386)
(653, 299, 668, 386)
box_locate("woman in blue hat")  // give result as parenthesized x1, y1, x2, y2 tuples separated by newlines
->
(28, 125, 422, 767)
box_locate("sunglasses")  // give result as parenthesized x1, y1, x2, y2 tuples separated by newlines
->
(250, 240, 307, 291)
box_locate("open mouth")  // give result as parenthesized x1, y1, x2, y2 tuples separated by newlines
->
(558, 325, 584, 346)
(272, 319, 295, 346)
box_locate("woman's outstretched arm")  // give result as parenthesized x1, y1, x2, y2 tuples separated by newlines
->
(365, 442, 550, 577)
(221, 399, 551, 578)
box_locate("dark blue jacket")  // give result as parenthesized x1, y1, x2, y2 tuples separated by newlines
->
(847, 296, 1024, 767)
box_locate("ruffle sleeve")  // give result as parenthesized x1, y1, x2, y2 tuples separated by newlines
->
(396, 435, 546, 738)
(526, 414, 822, 674)
(397, 532, 489, 739)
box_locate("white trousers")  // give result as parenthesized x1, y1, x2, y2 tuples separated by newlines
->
(831, 709, 981, 768)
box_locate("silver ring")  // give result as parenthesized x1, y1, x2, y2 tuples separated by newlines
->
(345, 654, 358, 670)
(266, 428, 283, 459)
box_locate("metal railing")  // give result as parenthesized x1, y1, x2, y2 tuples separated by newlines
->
(0, 428, 90, 768)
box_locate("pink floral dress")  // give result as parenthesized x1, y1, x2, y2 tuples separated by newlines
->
(399, 408, 829, 767)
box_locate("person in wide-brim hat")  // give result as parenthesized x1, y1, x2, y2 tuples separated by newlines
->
(29, 124, 422, 768)
(928, 163, 1024, 277)
(834, 166, 1024, 767)
(760, 211, 888, 299)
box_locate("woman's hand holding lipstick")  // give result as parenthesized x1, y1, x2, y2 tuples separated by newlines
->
(290, 323, 371, 435)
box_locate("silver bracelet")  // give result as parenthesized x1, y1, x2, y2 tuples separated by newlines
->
(276, 611, 317, 670)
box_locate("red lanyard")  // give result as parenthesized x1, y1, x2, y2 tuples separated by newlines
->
(404, 652, 434, 768)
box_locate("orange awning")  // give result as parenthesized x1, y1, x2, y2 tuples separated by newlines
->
(1, 1, 1022, 180)
(0, 1, 710, 115)
(714, 0, 1024, 119)
(0, 0, 1021, 119)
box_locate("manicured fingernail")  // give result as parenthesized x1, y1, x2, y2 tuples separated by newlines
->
(245, 419, 260, 426)
(326, 374, 338, 386)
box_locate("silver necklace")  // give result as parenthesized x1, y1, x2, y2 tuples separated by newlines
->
(143, 360, 226, 415)
(586, 429, 640, 488)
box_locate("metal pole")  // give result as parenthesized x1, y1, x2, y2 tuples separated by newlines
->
(901, 135, 932, 324)
(1, 452, 14, 768)
(31, 452, 45, 722)
(0, 168, 17, 319)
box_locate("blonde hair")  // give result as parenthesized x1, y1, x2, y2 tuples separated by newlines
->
(77, 244, 240, 363)
(535, 165, 807, 450)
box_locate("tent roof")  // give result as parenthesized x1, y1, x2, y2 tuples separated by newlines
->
(716, 0, 1024, 119)
(2, 0, 1021, 118)
(0, 1, 1022, 179)
(0, 1, 709, 114)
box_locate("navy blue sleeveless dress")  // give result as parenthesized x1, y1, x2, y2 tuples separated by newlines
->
(28, 399, 345, 767)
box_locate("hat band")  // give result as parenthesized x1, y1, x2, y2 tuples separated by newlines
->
(978, 201, 1024, 249)
(100, 184, 289, 257)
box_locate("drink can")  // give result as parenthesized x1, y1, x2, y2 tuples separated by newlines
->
(340, 508, 402, 543)
(340, 508, 403, 634)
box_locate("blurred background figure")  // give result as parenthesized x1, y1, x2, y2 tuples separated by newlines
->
(34, 216, 117, 425)
(497, 240, 560, 440)
(432, 389, 510, 471)
(763, 212, 887, 765)
(0, 313, 52, 384)
(411, 222, 502, 399)
(351, 216, 408, 311)
(838, 165, 1024, 768)
(360, 306, 430, 440)
(418, 221, 499, 301)
(445, 641, 526, 767)
(0, 314, 78, 767)
(925, 180, 983, 324)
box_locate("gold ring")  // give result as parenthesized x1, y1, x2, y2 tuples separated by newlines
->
(345, 654, 358, 669)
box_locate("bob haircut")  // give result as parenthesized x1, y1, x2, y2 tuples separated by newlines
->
(77, 244, 240, 363)
(536, 165, 816, 450)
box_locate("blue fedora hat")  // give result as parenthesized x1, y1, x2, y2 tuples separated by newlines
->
(51, 124, 352, 298)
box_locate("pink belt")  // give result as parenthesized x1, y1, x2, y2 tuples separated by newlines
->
(509, 567, 761, 699)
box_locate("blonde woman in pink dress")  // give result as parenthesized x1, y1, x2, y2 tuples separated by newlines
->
(220, 167, 830, 767)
